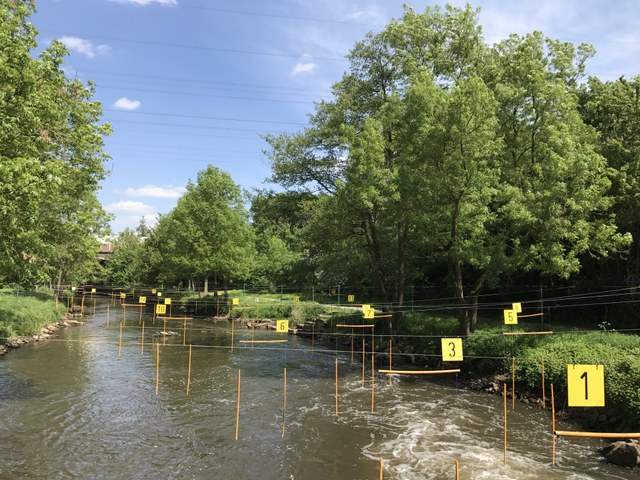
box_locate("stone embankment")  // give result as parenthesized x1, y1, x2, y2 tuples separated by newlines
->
(0, 318, 83, 356)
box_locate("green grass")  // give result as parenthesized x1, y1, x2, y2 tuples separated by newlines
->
(0, 292, 66, 340)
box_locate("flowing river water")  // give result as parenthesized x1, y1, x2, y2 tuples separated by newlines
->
(0, 303, 636, 479)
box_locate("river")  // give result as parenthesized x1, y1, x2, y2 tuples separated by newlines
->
(0, 304, 636, 479)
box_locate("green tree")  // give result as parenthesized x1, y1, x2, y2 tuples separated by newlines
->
(265, 4, 629, 335)
(145, 166, 255, 290)
(0, 1, 111, 289)
(103, 228, 145, 286)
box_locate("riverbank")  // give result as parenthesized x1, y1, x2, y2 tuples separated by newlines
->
(0, 318, 84, 356)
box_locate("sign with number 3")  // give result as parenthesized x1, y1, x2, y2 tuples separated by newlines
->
(441, 338, 463, 361)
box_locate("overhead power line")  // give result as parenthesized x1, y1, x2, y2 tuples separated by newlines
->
(77, 69, 332, 95)
(98, 84, 317, 105)
(43, 30, 348, 62)
(105, 109, 307, 126)
(101, 1, 384, 28)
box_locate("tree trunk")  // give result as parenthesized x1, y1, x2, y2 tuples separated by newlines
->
(363, 217, 389, 305)
(448, 254, 470, 336)
(203, 277, 209, 295)
(392, 219, 408, 335)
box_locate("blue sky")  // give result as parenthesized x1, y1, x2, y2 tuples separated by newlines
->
(32, 0, 640, 233)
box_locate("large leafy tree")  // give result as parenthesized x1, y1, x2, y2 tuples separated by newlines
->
(579, 76, 640, 276)
(145, 166, 255, 290)
(265, 4, 629, 335)
(0, 1, 111, 289)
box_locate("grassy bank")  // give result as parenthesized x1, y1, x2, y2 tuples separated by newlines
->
(400, 313, 640, 430)
(0, 292, 66, 340)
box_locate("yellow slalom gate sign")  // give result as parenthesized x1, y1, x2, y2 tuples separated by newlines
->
(139, 296, 147, 304)
(156, 304, 166, 315)
(567, 364, 605, 407)
(503, 309, 517, 325)
(512, 302, 522, 313)
(347, 295, 355, 302)
(441, 338, 463, 361)
(120, 293, 126, 299)
(276, 320, 289, 332)
(164, 298, 171, 305)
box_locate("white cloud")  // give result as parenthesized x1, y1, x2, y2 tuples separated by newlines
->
(292, 55, 317, 76)
(58, 36, 111, 58)
(112, 97, 142, 111)
(108, 0, 177, 6)
(106, 200, 156, 215)
(123, 185, 185, 198)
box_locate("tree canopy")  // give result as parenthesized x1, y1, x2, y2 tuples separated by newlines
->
(0, 0, 111, 289)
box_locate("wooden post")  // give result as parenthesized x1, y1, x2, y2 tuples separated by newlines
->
(503, 382, 507, 465)
(186, 344, 192, 397)
(281, 367, 287, 438)
(235, 369, 241, 440)
(551, 383, 556, 465)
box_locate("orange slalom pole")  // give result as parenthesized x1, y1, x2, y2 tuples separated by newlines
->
(551, 383, 556, 465)
(231, 319, 235, 353)
(93, 296, 96, 316)
(335, 357, 339, 416)
(371, 348, 375, 413)
(118, 321, 123, 357)
(141, 320, 145, 354)
(362, 338, 365, 386)
(503, 382, 507, 465)
(155, 342, 159, 395)
(351, 331, 354, 363)
(541, 355, 546, 406)
(163, 318, 167, 346)
(81, 294, 85, 316)
(106, 304, 110, 329)
(455, 459, 459, 480)
(183, 318, 186, 346)
(512, 356, 516, 410)
(379, 458, 383, 480)
(186, 344, 192, 397)
(281, 367, 287, 438)
(123, 305, 127, 327)
(389, 338, 393, 385)
(235, 369, 241, 440)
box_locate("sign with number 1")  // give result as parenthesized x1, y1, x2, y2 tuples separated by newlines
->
(567, 364, 605, 407)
